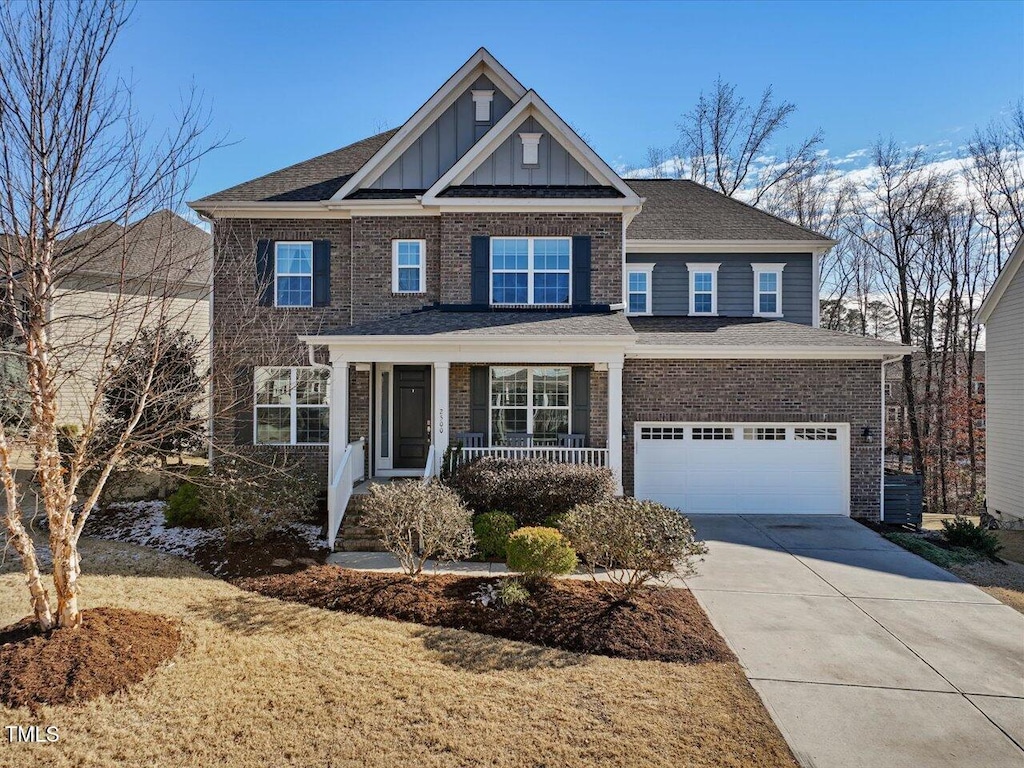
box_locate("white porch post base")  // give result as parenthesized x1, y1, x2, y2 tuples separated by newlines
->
(329, 356, 350, 482)
(607, 360, 624, 495)
(432, 362, 450, 476)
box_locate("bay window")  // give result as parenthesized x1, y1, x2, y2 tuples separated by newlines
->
(491, 237, 571, 306)
(254, 366, 329, 445)
(490, 366, 570, 445)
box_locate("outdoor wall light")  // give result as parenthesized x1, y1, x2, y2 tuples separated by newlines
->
(862, 426, 874, 443)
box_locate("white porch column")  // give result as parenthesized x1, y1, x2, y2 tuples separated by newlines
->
(607, 360, 624, 495)
(432, 361, 450, 476)
(329, 356, 349, 483)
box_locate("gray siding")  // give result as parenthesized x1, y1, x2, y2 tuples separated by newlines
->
(985, 262, 1024, 519)
(626, 252, 814, 324)
(368, 75, 513, 190)
(459, 116, 597, 186)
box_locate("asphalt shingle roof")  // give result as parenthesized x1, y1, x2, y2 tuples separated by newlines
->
(326, 309, 636, 338)
(625, 179, 831, 242)
(629, 316, 906, 348)
(195, 130, 398, 204)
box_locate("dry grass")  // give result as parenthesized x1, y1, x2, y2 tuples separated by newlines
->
(950, 558, 1024, 614)
(0, 538, 796, 768)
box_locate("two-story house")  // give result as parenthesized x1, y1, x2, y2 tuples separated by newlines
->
(189, 49, 909, 547)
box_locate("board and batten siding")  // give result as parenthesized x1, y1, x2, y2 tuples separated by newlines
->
(367, 75, 514, 191)
(984, 263, 1024, 520)
(459, 116, 598, 187)
(625, 252, 814, 324)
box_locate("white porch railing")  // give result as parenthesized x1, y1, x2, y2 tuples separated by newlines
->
(327, 438, 366, 550)
(457, 446, 609, 467)
(422, 445, 437, 484)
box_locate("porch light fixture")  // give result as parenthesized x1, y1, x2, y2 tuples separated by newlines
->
(862, 426, 874, 443)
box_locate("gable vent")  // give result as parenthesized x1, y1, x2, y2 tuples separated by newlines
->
(471, 90, 494, 122)
(520, 132, 542, 165)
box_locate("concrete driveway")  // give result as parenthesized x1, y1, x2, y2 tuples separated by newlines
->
(683, 515, 1024, 768)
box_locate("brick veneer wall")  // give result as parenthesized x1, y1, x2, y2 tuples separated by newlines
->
(622, 359, 883, 519)
(438, 212, 623, 304)
(351, 216, 441, 323)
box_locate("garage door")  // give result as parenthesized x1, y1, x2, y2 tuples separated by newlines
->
(634, 423, 849, 515)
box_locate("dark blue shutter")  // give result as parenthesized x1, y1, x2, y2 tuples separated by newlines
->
(235, 365, 253, 445)
(255, 239, 274, 307)
(471, 236, 490, 305)
(571, 236, 591, 306)
(470, 367, 489, 436)
(571, 366, 590, 441)
(312, 240, 331, 307)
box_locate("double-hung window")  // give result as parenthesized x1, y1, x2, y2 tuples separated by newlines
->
(392, 239, 426, 293)
(275, 242, 313, 307)
(626, 264, 655, 315)
(254, 366, 329, 445)
(491, 237, 571, 306)
(752, 263, 785, 317)
(489, 366, 570, 445)
(687, 263, 720, 315)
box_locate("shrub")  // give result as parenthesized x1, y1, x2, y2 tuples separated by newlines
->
(498, 578, 531, 607)
(542, 513, 566, 530)
(164, 482, 211, 528)
(506, 526, 577, 582)
(561, 498, 708, 597)
(941, 516, 1003, 560)
(473, 511, 517, 560)
(201, 458, 319, 542)
(450, 458, 615, 526)
(362, 480, 475, 576)
(884, 532, 982, 568)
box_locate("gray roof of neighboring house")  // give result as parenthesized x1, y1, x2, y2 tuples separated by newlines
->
(324, 309, 636, 338)
(195, 130, 399, 204)
(629, 316, 908, 348)
(624, 179, 832, 242)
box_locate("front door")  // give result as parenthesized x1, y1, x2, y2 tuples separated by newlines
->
(394, 365, 431, 469)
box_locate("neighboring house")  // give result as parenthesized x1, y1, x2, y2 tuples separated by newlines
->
(1, 210, 211, 427)
(978, 238, 1024, 527)
(188, 48, 909, 548)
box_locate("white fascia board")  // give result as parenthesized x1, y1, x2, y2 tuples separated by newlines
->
(423, 199, 637, 212)
(422, 91, 641, 205)
(978, 237, 1024, 323)
(330, 49, 527, 201)
(627, 345, 914, 360)
(626, 239, 837, 253)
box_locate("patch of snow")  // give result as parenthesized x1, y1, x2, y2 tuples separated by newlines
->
(95, 501, 220, 558)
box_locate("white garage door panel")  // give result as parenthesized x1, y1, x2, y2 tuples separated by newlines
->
(635, 423, 849, 515)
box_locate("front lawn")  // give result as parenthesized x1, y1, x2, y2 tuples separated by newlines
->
(0, 538, 796, 768)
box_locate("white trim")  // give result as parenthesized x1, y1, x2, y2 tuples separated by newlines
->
(811, 251, 822, 328)
(627, 239, 836, 253)
(273, 241, 313, 308)
(471, 89, 494, 122)
(608, 361, 624, 495)
(978, 237, 1024, 323)
(686, 262, 720, 316)
(624, 263, 655, 316)
(421, 90, 642, 205)
(432, 362, 450, 475)
(391, 239, 427, 294)
(331, 48, 527, 200)
(191, 199, 637, 218)
(628, 345, 915, 360)
(253, 366, 330, 446)
(752, 262, 786, 318)
(488, 365, 572, 446)
(490, 236, 572, 307)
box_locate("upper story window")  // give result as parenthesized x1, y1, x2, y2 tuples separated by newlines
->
(254, 366, 329, 445)
(491, 237, 571, 306)
(626, 264, 654, 315)
(752, 263, 785, 318)
(972, 379, 985, 396)
(275, 242, 313, 307)
(392, 239, 426, 294)
(687, 263, 720, 316)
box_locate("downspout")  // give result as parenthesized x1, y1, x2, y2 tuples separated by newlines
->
(197, 211, 216, 466)
(880, 354, 906, 521)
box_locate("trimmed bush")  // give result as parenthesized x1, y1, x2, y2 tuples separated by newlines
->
(450, 458, 615, 526)
(362, 480, 475, 576)
(473, 511, 517, 560)
(164, 482, 211, 528)
(506, 526, 577, 582)
(561, 498, 708, 596)
(941, 516, 1003, 560)
(498, 578, 530, 607)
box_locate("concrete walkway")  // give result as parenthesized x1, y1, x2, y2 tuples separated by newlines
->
(685, 515, 1024, 768)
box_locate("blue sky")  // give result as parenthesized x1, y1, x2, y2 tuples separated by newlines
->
(110, 0, 1024, 200)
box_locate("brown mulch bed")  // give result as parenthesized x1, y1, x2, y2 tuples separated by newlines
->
(192, 529, 327, 580)
(239, 565, 734, 664)
(0, 607, 180, 710)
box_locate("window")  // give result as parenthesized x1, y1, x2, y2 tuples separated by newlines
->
(752, 263, 785, 317)
(640, 426, 686, 440)
(275, 242, 313, 307)
(687, 263, 720, 315)
(491, 237, 571, 306)
(973, 380, 985, 396)
(794, 427, 838, 441)
(626, 264, 655, 315)
(885, 382, 894, 397)
(744, 426, 787, 440)
(254, 367, 329, 445)
(974, 418, 986, 430)
(692, 426, 734, 440)
(490, 366, 570, 445)
(392, 239, 425, 293)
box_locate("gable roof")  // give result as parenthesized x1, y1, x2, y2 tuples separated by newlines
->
(978, 237, 1023, 323)
(321, 308, 636, 338)
(196, 130, 397, 204)
(625, 179, 833, 243)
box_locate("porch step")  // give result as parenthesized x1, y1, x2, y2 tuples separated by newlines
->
(336, 504, 387, 552)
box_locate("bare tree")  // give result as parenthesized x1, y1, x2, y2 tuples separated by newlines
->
(0, 0, 215, 630)
(676, 77, 824, 205)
